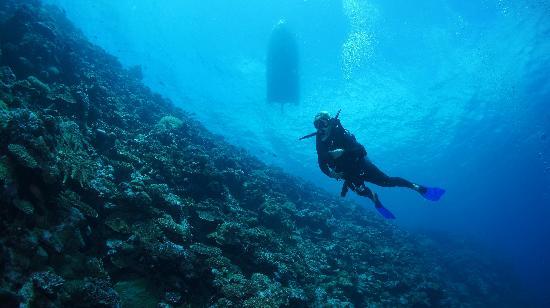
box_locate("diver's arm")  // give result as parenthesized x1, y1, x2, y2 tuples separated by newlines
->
(346, 144, 366, 156)
(341, 131, 367, 157)
(318, 158, 343, 179)
(318, 156, 331, 176)
(328, 121, 366, 157)
(328, 149, 344, 159)
(316, 136, 332, 176)
(326, 141, 365, 158)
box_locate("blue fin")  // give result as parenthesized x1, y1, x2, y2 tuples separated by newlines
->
(376, 206, 396, 219)
(422, 187, 446, 201)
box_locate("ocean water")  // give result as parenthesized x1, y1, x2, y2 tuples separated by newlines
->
(41, 0, 550, 305)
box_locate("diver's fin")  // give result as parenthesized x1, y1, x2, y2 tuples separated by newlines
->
(372, 193, 395, 219)
(422, 187, 446, 201)
(376, 205, 396, 219)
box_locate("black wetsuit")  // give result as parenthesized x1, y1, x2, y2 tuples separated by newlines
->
(316, 119, 418, 202)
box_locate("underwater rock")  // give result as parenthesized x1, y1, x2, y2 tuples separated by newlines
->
(0, 66, 17, 87)
(164, 291, 182, 305)
(89, 174, 117, 199)
(153, 241, 187, 262)
(58, 190, 98, 219)
(33, 21, 57, 40)
(92, 127, 116, 151)
(0, 99, 7, 120)
(131, 221, 163, 246)
(243, 273, 291, 307)
(105, 216, 131, 234)
(110, 160, 133, 182)
(7, 143, 38, 169)
(30, 271, 65, 296)
(259, 199, 296, 232)
(120, 181, 153, 207)
(0, 155, 13, 184)
(14, 199, 34, 215)
(114, 279, 157, 308)
(17, 271, 64, 307)
(8, 108, 44, 139)
(162, 192, 185, 209)
(220, 168, 245, 199)
(85, 258, 108, 278)
(40, 229, 64, 254)
(54, 121, 99, 187)
(47, 84, 76, 107)
(189, 243, 222, 258)
(212, 270, 250, 301)
(157, 115, 183, 130)
(0, 111, 9, 149)
(46, 65, 60, 77)
(146, 183, 188, 216)
(27, 75, 50, 94)
(63, 278, 120, 307)
(155, 214, 191, 243)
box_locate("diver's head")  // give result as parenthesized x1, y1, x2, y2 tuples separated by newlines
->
(314, 111, 332, 140)
(314, 111, 330, 129)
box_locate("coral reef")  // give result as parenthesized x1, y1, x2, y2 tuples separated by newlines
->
(0, 1, 521, 307)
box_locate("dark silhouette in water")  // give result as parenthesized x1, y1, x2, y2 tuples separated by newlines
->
(311, 111, 445, 219)
(266, 20, 299, 105)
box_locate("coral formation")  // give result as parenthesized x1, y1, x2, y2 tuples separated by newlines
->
(0, 1, 521, 307)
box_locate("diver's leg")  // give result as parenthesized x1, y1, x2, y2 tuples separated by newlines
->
(361, 160, 446, 201)
(361, 159, 425, 192)
(347, 181, 382, 207)
(348, 178, 397, 219)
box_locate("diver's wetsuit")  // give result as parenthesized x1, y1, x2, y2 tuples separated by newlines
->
(316, 119, 419, 202)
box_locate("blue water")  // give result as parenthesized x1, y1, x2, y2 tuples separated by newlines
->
(44, 0, 550, 304)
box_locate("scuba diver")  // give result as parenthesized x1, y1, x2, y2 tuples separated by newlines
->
(300, 110, 445, 219)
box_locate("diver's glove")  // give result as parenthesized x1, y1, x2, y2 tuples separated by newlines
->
(328, 149, 344, 159)
(329, 169, 344, 180)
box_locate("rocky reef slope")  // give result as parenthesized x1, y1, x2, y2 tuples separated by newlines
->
(0, 1, 518, 307)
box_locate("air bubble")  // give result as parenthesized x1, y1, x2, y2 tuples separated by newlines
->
(341, 0, 377, 80)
